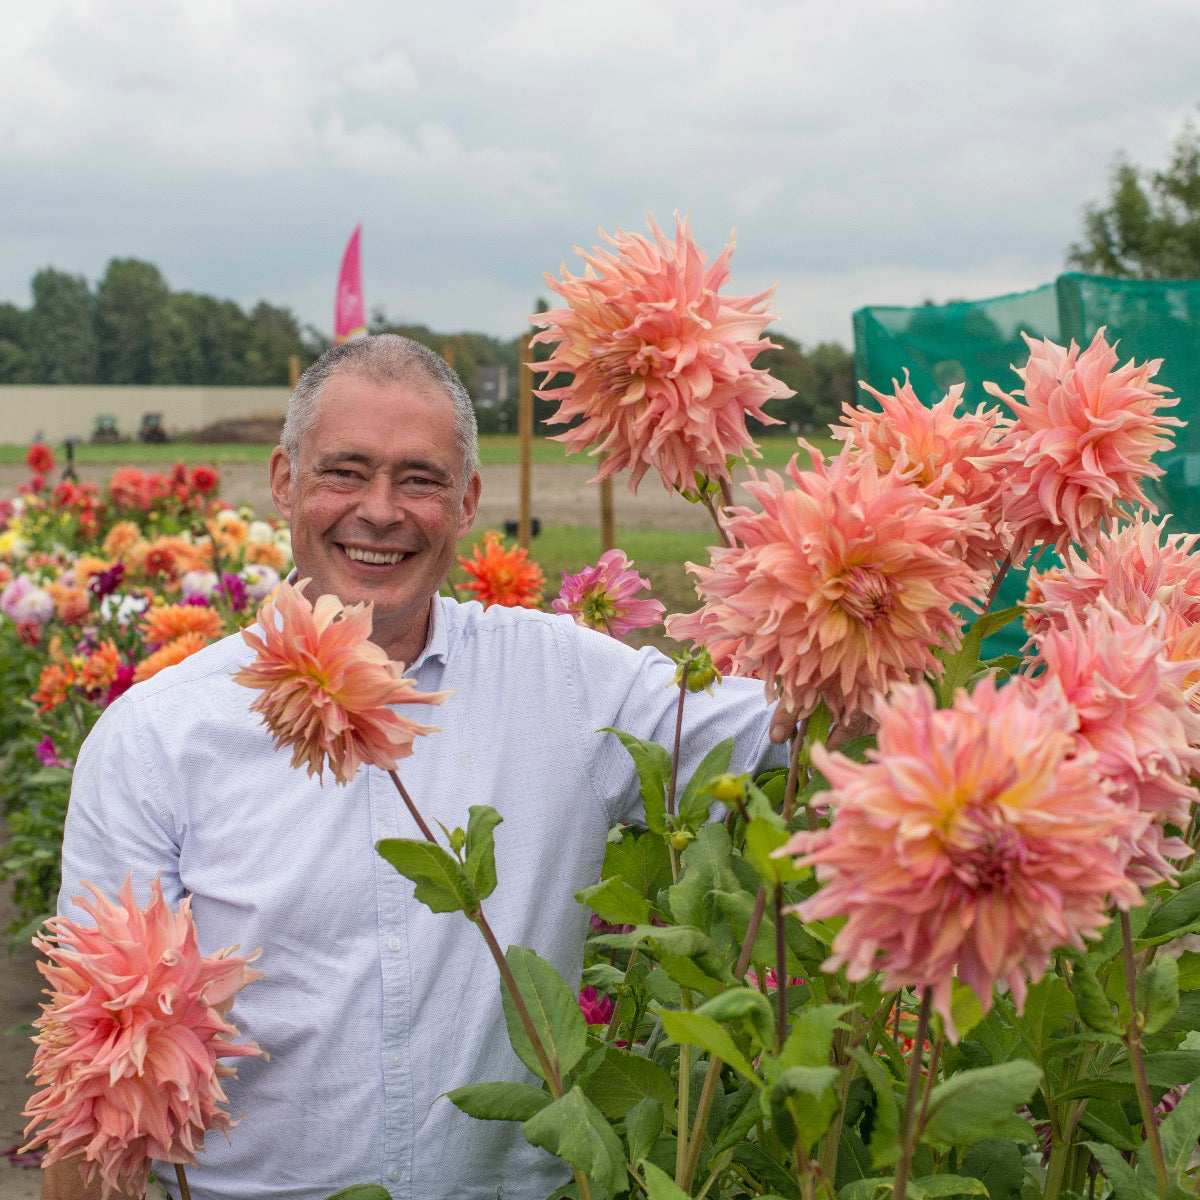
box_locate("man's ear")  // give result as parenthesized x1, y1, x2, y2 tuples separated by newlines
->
(268, 446, 293, 520)
(457, 471, 482, 539)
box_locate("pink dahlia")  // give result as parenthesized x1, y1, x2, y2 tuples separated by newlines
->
(781, 679, 1142, 1037)
(1023, 599, 1200, 887)
(836, 374, 1009, 575)
(984, 329, 1180, 562)
(234, 578, 450, 784)
(1026, 514, 1200, 647)
(665, 444, 988, 722)
(23, 877, 263, 1199)
(552, 549, 665, 638)
(530, 214, 790, 493)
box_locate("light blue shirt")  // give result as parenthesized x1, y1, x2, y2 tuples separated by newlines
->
(60, 596, 782, 1200)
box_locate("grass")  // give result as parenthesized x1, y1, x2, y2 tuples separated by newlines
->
(0, 433, 838, 468)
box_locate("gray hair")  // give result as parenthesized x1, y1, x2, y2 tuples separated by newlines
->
(281, 334, 480, 483)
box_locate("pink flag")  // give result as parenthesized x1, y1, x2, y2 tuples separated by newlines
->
(334, 224, 367, 343)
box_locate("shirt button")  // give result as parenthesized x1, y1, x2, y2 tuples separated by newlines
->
(391, 1052, 402, 1068)
(387, 936, 401, 951)
(388, 1167, 401, 1183)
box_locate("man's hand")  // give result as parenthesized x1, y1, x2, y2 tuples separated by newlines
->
(41, 1157, 144, 1200)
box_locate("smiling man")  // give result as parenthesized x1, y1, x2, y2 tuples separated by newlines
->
(48, 335, 786, 1200)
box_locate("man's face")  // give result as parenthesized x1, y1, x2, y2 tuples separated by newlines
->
(269, 370, 481, 663)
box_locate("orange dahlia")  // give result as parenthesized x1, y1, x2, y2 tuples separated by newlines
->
(531, 214, 789, 493)
(457, 531, 545, 609)
(234, 579, 450, 784)
(132, 632, 211, 684)
(140, 603, 225, 648)
(23, 877, 262, 1199)
(984, 329, 1180, 562)
(666, 444, 988, 722)
(781, 679, 1143, 1037)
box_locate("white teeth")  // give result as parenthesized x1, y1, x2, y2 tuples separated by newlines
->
(344, 547, 405, 565)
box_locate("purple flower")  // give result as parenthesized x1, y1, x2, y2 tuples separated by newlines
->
(35, 737, 69, 770)
(87, 563, 125, 600)
(218, 572, 248, 613)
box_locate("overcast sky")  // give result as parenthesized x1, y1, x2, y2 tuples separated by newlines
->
(3, 0, 1198, 350)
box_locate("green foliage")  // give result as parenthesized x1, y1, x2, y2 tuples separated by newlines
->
(1068, 116, 1200, 278)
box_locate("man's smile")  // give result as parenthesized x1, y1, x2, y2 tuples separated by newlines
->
(340, 545, 411, 565)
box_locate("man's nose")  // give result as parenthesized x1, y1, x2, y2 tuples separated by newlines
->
(356, 472, 400, 525)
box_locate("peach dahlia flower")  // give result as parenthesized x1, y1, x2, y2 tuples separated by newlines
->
(531, 214, 789, 493)
(665, 444, 988, 722)
(23, 877, 262, 1199)
(984, 329, 1180, 562)
(836, 374, 1010, 574)
(781, 680, 1143, 1037)
(235, 579, 449, 784)
(1023, 599, 1200, 887)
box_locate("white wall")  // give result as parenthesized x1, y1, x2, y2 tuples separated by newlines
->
(0, 386, 291, 444)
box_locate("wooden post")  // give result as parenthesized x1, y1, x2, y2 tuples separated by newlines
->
(599, 475, 615, 551)
(443, 344, 456, 372)
(518, 334, 533, 549)
(288, 355, 300, 389)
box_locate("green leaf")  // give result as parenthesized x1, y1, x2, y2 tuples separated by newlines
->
(1137, 955, 1180, 1035)
(1077, 1099, 1139, 1152)
(446, 1080, 551, 1122)
(623, 1098, 664, 1166)
(922, 1062, 1042, 1151)
(576, 876, 653, 927)
(376, 838, 475, 913)
(1139, 879, 1200, 944)
(605, 728, 671, 833)
(320, 1188, 396, 1200)
(695, 987, 776, 1047)
(638, 1161, 691, 1200)
(780, 1004, 854, 1069)
(767, 1065, 841, 1154)
(847, 1047, 901, 1169)
(581, 1046, 676, 1120)
(602, 830, 673, 899)
(1157, 1075, 1200, 1181)
(1086, 1141, 1153, 1200)
(667, 823, 737, 928)
(502, 945, 588, 1085)
(677, 737, 735, 825)
(960, 1138, 1028, 1200)
(1019, 975, 1076, 1051)
(658, 1009, 762, 1084)
(909, 1176, 989, 1197)
(744, 811, 804, 886)
(1067, 951, 1122, 1034)
(464, 805, 503, 902)
(523, 1086, 628, 1199)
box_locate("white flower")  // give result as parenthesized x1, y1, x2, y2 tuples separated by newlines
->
(181, 570, 220, 600)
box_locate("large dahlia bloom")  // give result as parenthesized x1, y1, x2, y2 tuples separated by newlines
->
(984, 329, 1180, 561)
(665, 445, 988, 722)
(1023, 599, 1200, 887)
(552, 549, 665, 638)
(457, 531, 545, 609)
(781, 680, 1143, 1037)
(836, 375, 1010, 574)
(23, 877, 263, 1199)
(530, 214, 790, 493)
(234, 579, 449, 784)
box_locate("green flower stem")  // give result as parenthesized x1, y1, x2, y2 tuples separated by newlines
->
(734, 885, 768, 982)
(666, 660, 688, 818)
(385, 771, 565, 1100)
(387, 770, 437, 843)
(682, 1053, 725, 1191)
(982, 552, 1012, 616)
(892, 988, 933, 1200)
(175, 1164, 192, 1200)
(774, 883, 788, 1053)
(676, 991, 694, 1188)
(1120, 910, 1169, 1197)
(780, 725, 806, 828)
(604, 947, 641, 1044)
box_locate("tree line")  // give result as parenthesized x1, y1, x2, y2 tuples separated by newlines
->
(0, 256, 858, 434)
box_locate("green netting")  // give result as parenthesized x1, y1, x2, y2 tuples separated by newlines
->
(852, 271, 1200, 655)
